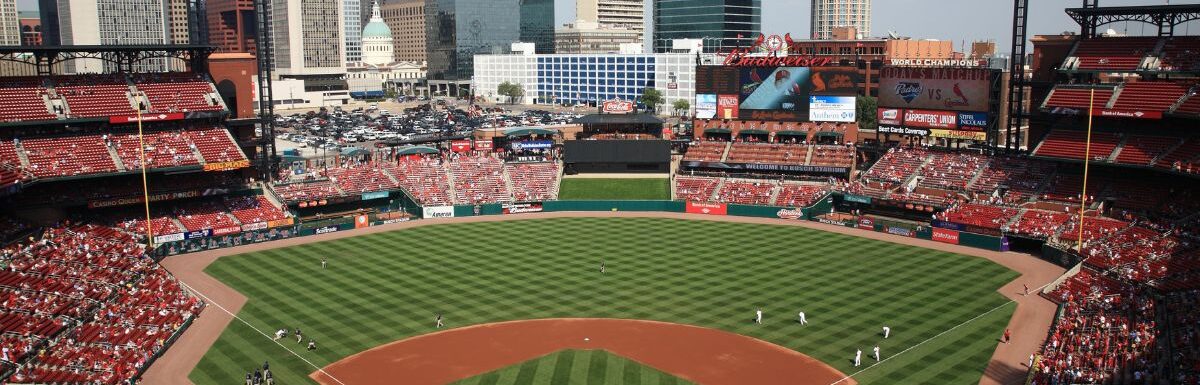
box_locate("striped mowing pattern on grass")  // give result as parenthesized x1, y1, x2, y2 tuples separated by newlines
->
(190, 217, 1018, 385)
(450, 349, 694, 385)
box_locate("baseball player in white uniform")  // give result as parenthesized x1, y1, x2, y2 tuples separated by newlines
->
(873, 345, 881, 361)
(882, 326, 891, 338)
(854, 349, 862, 367)
(797, 311, 807, 325)
(755, 308, 763, 324)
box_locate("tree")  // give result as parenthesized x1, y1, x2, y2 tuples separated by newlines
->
(856, 96, 878, 131)
(672, 99, 691, 117)
(497, 82, 525, 104)
(641, 88, 664, 114)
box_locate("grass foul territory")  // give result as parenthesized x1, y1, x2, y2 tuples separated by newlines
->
(191, 217, 1017, 385)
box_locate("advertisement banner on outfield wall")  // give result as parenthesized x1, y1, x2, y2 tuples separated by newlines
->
(686, 202, 728, 215)
(879, 67, 992, 112)
(502, 203, 544, 214)
(843, 194, 873, 204)
(154, 233, 184, 244)
(930, 129, 988, 141)
(241, 222, 267, 232)
(776, 208, 804, 220)
(857, 216, 875, 230)
(212, 226, 241, 236)
(355, 214, 370, 229)
(185, 229, 212, 239)
(422, 206, 455, 219)
(885, 225, 915, 237)
(267, 218, 295, 228)
(932, 228, 961, 244)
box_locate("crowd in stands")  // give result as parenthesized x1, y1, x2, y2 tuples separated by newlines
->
(674, 176, 829, 208)
(0, 224, 203, 384)
(0, 127, 245, 180)
(0, 72, 224, 123)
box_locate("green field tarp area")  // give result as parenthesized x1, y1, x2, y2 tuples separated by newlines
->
(558, 179, 672, 201)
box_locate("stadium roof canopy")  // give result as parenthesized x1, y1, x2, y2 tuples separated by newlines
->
(396, 146, 440, 155)
(577, 114, 665, 125)
(504, 127, 558, 137)
(0, 44, 217, 76)
(1065, 4, 1200, 36)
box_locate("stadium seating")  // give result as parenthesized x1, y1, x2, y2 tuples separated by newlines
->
(1159, 36, 1200, 72)
(1044, 86, 1115, 111)
(1007, 209, 1072, 239)
(383, 157, 454, 206)
(110, 131, 200, 170)
(448, 154, 511, 204)
(727, 143, 806, 165)
(172, 201, 240, 231)
(1115, 135, 1180, 166)
(224, 196, 287, 224)
(20, 134, 118, 178)
(774, 183, 827, 208)
(714, 180, 775, 205)
(860, 147, 929, 186)
(0, 77, 56, 123)
(937, 203, 1020, 230)
(969, 156, 1054, 203)
(1033, 130, 1121, 161)
(1157, 137, 1200, 174)
(271, 179, 343, 202)
(916, 152, 986, 191)
(132, 73, 223, 113)
(185, 127, 245, 164)
(808, 145, 854, 167)
(1174, 91, 1200, 116)
(675, 177, 719, 202)
(1071, 37, 1156, 71)
(1111, 81, 1189, 112)
(0, 225, 202, 385)
(683, 141, 727, 162)
(54, 74, 137, 118)
(507, 162, 560, 202)
(325, 163, 398, 194)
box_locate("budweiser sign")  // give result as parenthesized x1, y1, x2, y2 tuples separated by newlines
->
(776, 209, 804, 220)
(724, 53, 836, 68)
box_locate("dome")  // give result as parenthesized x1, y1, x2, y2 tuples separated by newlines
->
(361, 1, 392, 39)
(363, 21, 391, 39)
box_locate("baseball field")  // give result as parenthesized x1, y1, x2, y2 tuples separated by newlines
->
(188, 217, 1019, 385)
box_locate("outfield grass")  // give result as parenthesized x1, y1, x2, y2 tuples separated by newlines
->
(191, 217, 1018, 385)
(558, 178, 671, 200)
(450, 350, 693, 385)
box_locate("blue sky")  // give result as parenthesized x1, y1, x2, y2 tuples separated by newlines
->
(19, 0, 1187, 53)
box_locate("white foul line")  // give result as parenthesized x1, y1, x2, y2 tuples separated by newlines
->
(830, 281, 1053, 384)
(177, 280, 349, 385)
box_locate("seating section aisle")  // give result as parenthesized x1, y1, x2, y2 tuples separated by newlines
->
(714, 180, 775, 205)
(110, 131, 200, 170)
(20, 135, 118, 178)
(1111, 82, 1189, 112)
(448, 155, 511, 205)
(132, 73, 222, 113)
(383, 158, 453, 206)
(1115, 135, 1180, 166)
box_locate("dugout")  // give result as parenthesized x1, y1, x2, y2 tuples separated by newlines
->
(563, 140, 671, 174)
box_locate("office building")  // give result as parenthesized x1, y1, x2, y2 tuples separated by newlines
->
(269, 0, 350, 107)
(0, 0, 16, 46)
(18, 10, 37, 46)
(207, 0, 255, 53)
(381, 0, 426, 63)
(56, 0, 171, 72)
(810, 0, 871, 40)
(555, 20, 641, 54)
(474, 52, 699, 114)
(361, 1, 393, 66)
(520, 0, 555, 54)
(345, 0, 362, 63)
(653, 0, 760, 53)
(425, 0, 520, 96)
(577, 0, 644, 43)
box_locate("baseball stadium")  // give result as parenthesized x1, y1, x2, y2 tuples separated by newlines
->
(0, 2, 1198, 385)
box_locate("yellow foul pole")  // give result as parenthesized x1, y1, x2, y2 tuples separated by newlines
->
(1078, 89, 1095, 251)
(137, 107, 155, 248)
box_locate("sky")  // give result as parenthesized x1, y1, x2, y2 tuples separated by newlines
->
(17, 0, 1190, 54)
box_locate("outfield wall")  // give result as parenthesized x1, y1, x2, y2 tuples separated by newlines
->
(153, 193, 1014, 256)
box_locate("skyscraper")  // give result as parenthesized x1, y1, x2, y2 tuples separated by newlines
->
(652, 0, 760, 53)
(361, 0, 393, 66)
(381, 0, 426, 63)
(810, 0, 872, 40)
(576, 0, 644, 43)
(0, 0, 18, 46)
(272, 0, 346, 76)
(345, 0, 363, 63)
(520, 0, 554, 54)
(425, 0, 520, 95)
(56, 0, 172, 72)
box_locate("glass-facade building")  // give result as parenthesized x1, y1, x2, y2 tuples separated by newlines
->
(425, 0, 521, 81)
(652, 0, 761, 53)
(519, 0, 555, 54)
(474, 53, 699, 114)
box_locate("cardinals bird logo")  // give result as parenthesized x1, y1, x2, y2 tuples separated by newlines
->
(945, 83, 971, 108)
